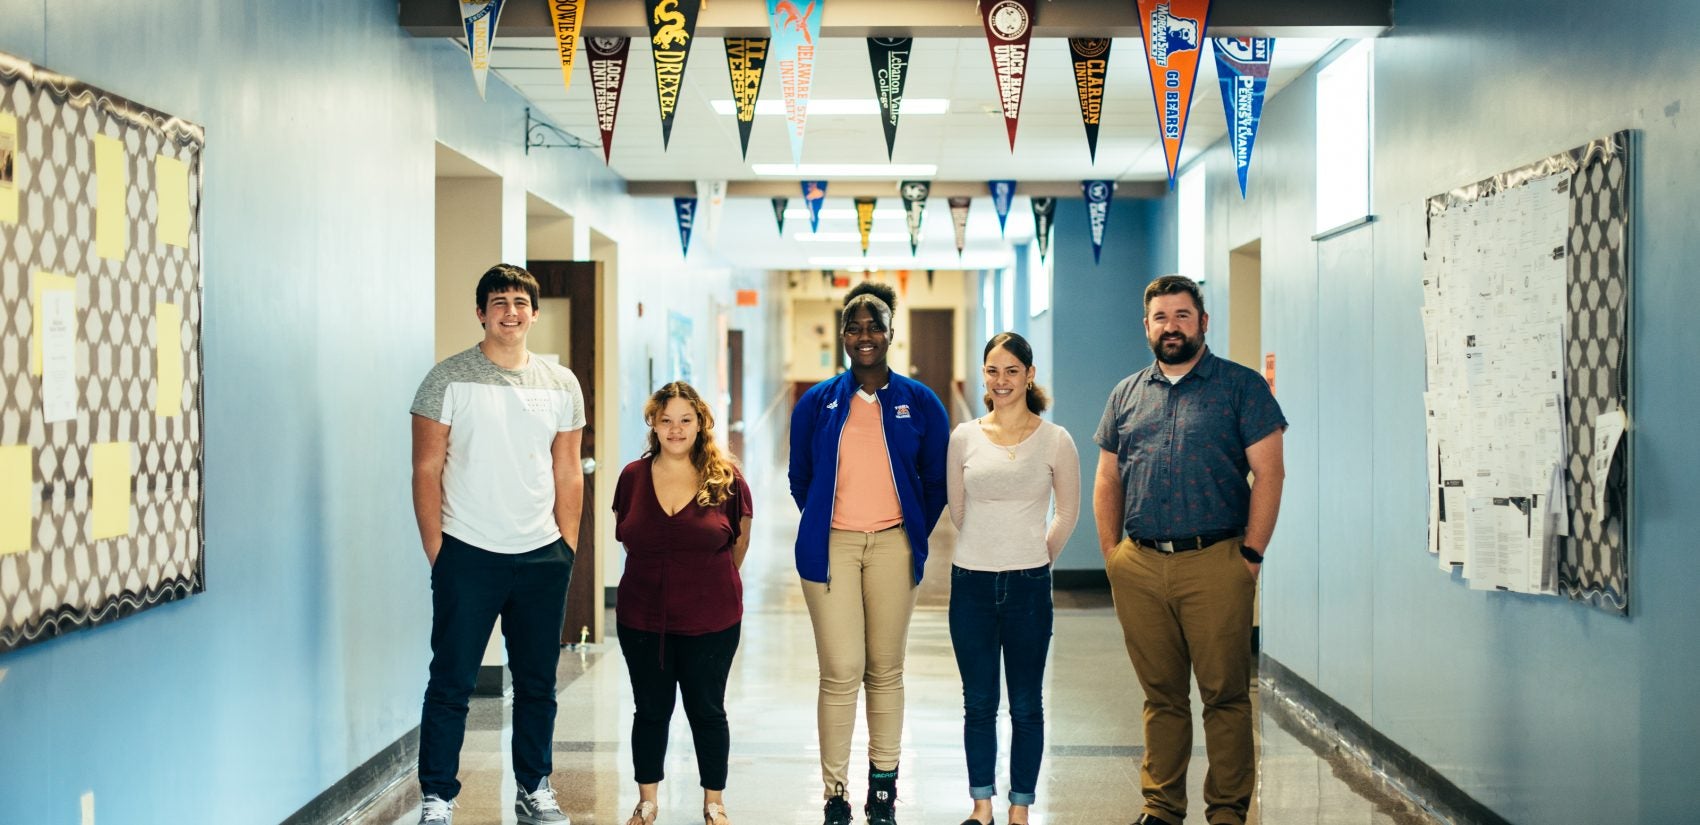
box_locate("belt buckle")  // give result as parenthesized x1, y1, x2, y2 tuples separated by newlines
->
(1156, 540, 1176, 554)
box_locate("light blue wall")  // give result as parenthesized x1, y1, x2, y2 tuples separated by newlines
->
(0, 3, 741, 823)
(1049, 196, 1176, 571)
(1185, 0, 1700, 819)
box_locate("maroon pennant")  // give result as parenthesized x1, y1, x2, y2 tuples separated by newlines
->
(979, 0, 1037, 150)
(587, 36, 631, 164)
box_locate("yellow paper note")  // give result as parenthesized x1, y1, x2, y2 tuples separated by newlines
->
(155, 302, 183, 416)
(155, 154, 189, 248)
(94, 134, 128, 260)
(0, 111, 18, 224)
(91, 442, 131, 540)
(0, 445, 30, 555)
(30, 271, 76, 375)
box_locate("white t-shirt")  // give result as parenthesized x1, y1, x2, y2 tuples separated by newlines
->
(945, 419, 1082, 570)
(411, 345, 586, 553)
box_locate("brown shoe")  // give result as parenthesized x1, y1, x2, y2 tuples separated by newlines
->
(624, 800, 658, 825)
(704, 801, 731, 825)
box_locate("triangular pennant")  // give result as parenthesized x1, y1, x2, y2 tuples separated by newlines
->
(948, 197, 972, 258)
(549, 0, 585, 95)
(696, 180, 727, 246)
(1068, 38, 1112, 163)
(647, 0, 703, 149)
(1082, 180, 1116, 264)
(1211, 37, 1273, 197)
(1135, 0, 1212, 186)
(988, 180, 1016, 237)
(1030, 196, 1056, 262)
(674, 197, 697, 256)
(768, 0, 825, 165)
(460, 0, 509, 100)
(979, 0, 1037, 150)
(772, 197, 789, 234)
(587, 37, 631, 164)
(897, 269, 910, 298)
(899, 181, 929, 255)
(725, 37, 771, 160)
(854, 197, 876, 257)
(802, 180, 828, 232)
(926, 269, 936, 289)
(867, 38, 913, 160)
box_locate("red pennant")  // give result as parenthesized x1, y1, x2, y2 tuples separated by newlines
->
(587, 37, 631, 165)
(979, 0, 1036, 150)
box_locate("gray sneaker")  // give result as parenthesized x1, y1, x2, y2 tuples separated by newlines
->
(516, 778, 571, 824)
(419, 794, 454, 824)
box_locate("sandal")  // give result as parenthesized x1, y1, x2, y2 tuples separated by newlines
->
(624, 800, 658, 825)
(704, 801, 731, 825)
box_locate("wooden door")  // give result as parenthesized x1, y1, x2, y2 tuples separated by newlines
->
(908, 309, 956, 423)
(529, 259, 601, 646)
(726, 329, 746, 459)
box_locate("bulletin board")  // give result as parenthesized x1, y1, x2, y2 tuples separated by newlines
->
(1421, 132, 1630, 614)
(0, 51, 205, 652)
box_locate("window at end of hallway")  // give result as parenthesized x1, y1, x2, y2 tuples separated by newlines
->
(1178, 164, 1206, 283)
(1315, 39, 1374, 233)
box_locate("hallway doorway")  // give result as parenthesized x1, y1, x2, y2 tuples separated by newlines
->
(908, 308, 956, 422)
(1228, 238, 1264, 372)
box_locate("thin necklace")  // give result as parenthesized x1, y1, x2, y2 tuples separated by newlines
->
(983, 413, 1038, 460)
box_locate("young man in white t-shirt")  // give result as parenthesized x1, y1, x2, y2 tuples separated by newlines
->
(409, 264, 586, 825)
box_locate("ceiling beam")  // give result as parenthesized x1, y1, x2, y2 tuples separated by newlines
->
(401, 0, 1390, 40)
(625, 180, 1170, 199)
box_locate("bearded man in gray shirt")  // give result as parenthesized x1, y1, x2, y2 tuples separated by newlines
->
(1093, 275, 1286, 825)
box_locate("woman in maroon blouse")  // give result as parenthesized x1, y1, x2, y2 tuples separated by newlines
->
(614, 382, 753, 825)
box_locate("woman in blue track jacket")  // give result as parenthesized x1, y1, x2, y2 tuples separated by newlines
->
(788, 282, 949, 825)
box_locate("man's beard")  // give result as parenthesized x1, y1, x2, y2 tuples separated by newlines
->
(1149, 331, 1203, 365)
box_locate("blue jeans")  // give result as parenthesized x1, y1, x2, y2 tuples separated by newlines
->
(948, 563, 1054, 806)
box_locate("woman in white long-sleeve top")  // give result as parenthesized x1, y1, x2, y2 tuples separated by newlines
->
(945, 331, 1081, 825)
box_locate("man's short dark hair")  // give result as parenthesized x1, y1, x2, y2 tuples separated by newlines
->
(1142, 275, 1205, 315)
(475, 263, 541, 310)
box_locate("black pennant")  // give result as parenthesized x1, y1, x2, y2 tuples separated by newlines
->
(647, 0, 703, 149)
(772, 197, 789, 234)
(1030, 197, 1056, 262)
(867, 37, 913, 160)
(1068, 38, 1112, 163)
(724, 37, 770, 160)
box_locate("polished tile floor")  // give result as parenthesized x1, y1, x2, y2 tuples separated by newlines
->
(379, 442, 1431, 825)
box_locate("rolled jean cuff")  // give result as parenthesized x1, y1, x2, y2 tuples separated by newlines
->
(1009, 790, 1036, 806)
(969, 784, 996, 801)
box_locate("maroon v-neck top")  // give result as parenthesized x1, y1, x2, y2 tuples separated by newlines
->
(612, 457, 753, 635)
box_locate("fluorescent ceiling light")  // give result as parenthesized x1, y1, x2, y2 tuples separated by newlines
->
(785, 208, 907, 221)
(754, 163, 938, 177)
(810, 254, 1015, 270)
(794, 232, 910, 243)
(710, 98, 950, 117)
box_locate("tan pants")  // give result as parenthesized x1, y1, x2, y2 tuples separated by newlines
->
(1107, 537, 1257, 825)
(801, 527, 919, 796)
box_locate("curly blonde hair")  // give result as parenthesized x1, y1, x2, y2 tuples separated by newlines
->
(644, 381, 739, 506)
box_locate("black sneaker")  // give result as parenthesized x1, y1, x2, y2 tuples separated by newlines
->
(823, 784, 853, 825)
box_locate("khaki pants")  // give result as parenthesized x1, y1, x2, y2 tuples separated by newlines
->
(801, 527, 919, 796)
(1107, 537, 1256, 825)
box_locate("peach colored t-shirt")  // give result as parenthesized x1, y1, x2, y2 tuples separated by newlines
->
(831, 391, 904, 532)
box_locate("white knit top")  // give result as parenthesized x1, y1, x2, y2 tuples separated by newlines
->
(945, 418, 1082, 571)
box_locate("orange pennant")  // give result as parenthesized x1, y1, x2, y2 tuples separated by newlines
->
(1134, 0, 1211, 186)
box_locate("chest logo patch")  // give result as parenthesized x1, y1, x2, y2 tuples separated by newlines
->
(894, 404, 911, 419)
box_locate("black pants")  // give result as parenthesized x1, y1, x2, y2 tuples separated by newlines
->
(419, 534, 574, 800)
(617, 622, 741, 790)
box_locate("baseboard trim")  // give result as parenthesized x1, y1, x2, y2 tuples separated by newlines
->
(280, 727, 419, 825)
(473, 663, 508, 696)
(1259, 655, 1512, 825)
(1052, 569, 1109, 590)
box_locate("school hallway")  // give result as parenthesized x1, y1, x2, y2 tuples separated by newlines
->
(369, 428, 1427, 825)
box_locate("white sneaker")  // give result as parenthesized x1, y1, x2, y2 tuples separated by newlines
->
(516, 778, 571, 824)
(419, 794, 455, 824)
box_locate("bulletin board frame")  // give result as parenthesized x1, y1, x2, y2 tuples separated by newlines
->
(1422, 131, 1632, 614)
(0, 51, 205, 653)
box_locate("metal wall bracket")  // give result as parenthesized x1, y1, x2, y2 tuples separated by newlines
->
(525, 108, 597, 154)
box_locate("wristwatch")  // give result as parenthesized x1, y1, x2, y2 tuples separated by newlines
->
(1240, 544, 1265, 564)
